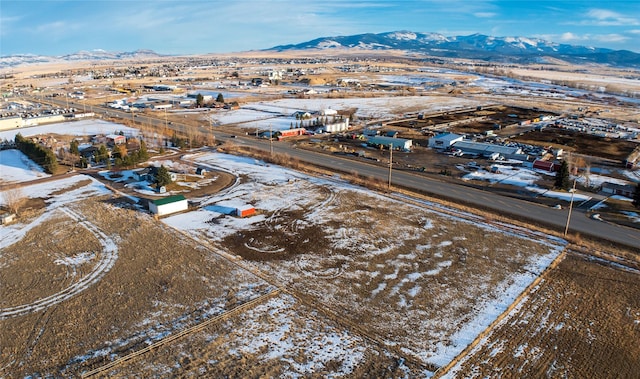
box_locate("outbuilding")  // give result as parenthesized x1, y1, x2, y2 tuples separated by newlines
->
(428, 132, 464, 149)
(367, 135, 412, 151)
(149, 195, 188, 216)
(236, 205, 256, 218)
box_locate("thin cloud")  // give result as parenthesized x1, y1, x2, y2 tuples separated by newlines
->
(474, 12, 497, 18)
(576, 9, 639, 26)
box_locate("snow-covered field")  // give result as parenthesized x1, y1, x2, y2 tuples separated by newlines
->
(0, 119, 139, 141)
(0, 149, 50, 184)
(209, 96, 480, 130)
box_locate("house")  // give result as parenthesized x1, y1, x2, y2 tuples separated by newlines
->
(292, 111, 312, 119)
(148, 195, 188, 216)
(106, 134, 126, 146)
(601, 182, 636, 198)
(428, 133, 464, 149)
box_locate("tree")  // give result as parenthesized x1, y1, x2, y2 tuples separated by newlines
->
(633, 183, 640, 209)
(138, 139, 149, 161)
(69, 139, 79, 155)
(554, 160, 570, 190)
(155, 165, 172, 187)
(2, 187, 27, 215)
(196, 93, 204, 107)
(216, 93, 224, 103)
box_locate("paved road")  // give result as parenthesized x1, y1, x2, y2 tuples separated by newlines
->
(233, 136, 640, 250)
(27, 97, 640, 250)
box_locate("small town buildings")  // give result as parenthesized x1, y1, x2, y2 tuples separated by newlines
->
(367, 135, 413, 151)
(148, 195, 188, 216)
(428, 133, 464, 149)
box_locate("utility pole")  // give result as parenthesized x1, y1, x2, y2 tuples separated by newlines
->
(564, 179, 577, 236)
(388, 143, 393, 190)
(270, 124, 273, 156)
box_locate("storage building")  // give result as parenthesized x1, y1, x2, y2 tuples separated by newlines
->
(149, 195, 188, 216)
(367, 135, 412, 151)
(428, 133, 464, 149)
(236, 205, 256, 218)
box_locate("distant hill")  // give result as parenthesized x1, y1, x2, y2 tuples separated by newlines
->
(0, 49, 165, 69)
(268, 31, 640, 67)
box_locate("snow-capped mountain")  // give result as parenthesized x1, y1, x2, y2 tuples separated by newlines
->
(0, 49, 164, 69)
(269, 31, 640, 67)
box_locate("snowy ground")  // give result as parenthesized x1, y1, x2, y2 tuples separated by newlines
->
(462, 164, 594, 202)
(0, 119, 139, 141)
(0, 149, 50, 184)
(208, 96, 480, 131)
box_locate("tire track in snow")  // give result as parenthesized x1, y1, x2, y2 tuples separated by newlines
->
(0, 207, 118, 320)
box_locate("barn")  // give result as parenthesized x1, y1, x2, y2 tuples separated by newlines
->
(532, 159, 557, 172)
(149, 195, 188, 216)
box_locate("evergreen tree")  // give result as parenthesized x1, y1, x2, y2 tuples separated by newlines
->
(69, 140, 79, 155)
(216, 93, 224, 103)
(633, 183, 640, 209)
(138, 139, 149, 161)
(554, 160, 570, 190)
(156, 165, 172, 187)
(196, 93, 204, 107)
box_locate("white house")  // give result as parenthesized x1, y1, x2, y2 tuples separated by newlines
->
(320, 108, 338, 116)
(428, 133, 464, 149)
(149, 195, 188, 216)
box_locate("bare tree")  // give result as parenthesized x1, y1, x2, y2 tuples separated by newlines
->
(3, 187, 27, 215)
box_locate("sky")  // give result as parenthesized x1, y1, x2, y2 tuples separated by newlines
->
(1, 0, 639, 56)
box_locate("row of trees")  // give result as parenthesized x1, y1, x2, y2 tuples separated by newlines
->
(14, 133, 58, 173)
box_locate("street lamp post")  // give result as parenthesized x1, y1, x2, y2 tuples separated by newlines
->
(388, 144, 393, 190)
(564, 179, 577, 236)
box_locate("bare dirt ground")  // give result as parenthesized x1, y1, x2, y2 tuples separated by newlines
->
(447, 251, 640, 379)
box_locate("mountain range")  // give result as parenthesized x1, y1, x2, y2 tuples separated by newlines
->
(2, 31, 640, 68)
(268, 31, 640, 67)
(0, 49, 164, 69)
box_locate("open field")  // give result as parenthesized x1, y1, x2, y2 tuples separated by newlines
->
(1, 151, 568, 377)
(445, 251, 640, 378)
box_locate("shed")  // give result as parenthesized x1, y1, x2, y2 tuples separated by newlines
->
(1, 213, 16, 225)
(236, 205, 256, 218)
(149, 195, 188, 216)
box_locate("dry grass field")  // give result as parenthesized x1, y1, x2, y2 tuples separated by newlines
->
(446, 251, 640, 379)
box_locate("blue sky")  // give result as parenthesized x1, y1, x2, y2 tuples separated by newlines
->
(1, 0, 639, 56)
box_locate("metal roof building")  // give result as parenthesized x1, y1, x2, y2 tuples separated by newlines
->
(366, 135, 413, 151)
(149, 195, 188, 216)
(452, 141, 522, 158)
